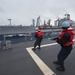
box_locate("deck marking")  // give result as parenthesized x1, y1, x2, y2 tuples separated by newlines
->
(26, 39, 75, 75)
(26, 42, 57, 75)
(41, 43, 57, 48)
(26, 48, 56, 75)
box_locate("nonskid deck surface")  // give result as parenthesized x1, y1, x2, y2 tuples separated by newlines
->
(0, 39, 75, 75)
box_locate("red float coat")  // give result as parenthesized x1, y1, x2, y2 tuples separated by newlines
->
(35, 30, 43, 38)
(58, 29, 74, 46)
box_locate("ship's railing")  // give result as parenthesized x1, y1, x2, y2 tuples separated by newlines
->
(0, 29, 61, 43)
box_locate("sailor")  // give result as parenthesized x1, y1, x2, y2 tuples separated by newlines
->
(51, 21, 75, 71)
(32, 27, 43, 50)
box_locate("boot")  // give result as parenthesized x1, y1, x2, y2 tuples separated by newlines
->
(32, 47, 36, 50)
(56, 64, 65, 71)
(37, 47, 41, 49)
(53, 61, 61, 65)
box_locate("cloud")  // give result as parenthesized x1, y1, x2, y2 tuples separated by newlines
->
(0, 7, 5, 13)
(0, 0, 75, 25)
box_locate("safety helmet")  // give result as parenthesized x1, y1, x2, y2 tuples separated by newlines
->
(62, 21, 70, 28)
(35, 27, 39, 31)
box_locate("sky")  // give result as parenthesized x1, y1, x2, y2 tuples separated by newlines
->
(0, 0, 75, 26)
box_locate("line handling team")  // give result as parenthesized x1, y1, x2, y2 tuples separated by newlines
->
(32, 21, 75, 72)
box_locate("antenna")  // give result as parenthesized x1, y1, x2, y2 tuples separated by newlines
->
(8, 19, 12, 26)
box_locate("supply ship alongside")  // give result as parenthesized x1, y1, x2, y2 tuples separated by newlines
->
(0, 14, 75, 75)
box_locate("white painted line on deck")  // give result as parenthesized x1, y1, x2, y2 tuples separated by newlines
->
(26, 42, 57, 75)
(41, 43, 57, 48)
(26, 39, 75, 75)
(26, 47, 56, 75)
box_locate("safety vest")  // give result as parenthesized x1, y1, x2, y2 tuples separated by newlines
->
(35, 30, 43, 38)
(58, 29, 74, 46)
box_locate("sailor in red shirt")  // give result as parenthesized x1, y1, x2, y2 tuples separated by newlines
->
(52, 21, 75, 71)
(32, 27, 43, 50)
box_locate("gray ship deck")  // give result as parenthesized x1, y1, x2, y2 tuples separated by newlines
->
(0, 38, 75, 75)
